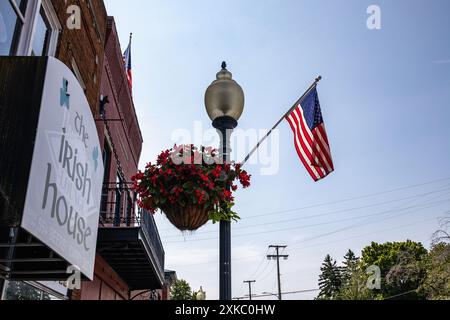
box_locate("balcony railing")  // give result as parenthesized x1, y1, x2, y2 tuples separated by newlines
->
(100, 182, 137, 227)
(98, 182, 165, 283)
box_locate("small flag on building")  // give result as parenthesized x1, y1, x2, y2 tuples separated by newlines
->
(285, 87, 334, 182)
(123, 33, 133, 94)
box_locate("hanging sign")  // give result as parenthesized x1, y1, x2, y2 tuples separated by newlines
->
(22, 57, 104, 280)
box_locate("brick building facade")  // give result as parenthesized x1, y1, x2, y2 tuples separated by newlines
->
(0, 0, 165, 300)
(51, 0, 107, 116)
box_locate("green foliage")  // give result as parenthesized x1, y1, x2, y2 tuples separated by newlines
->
(336, 267, 374, 300)
(208, 202, 241, 224)
(317, 240, 449, 300)
(334, 250, 373, 300)
(419, 242, 450, 300)
(342, 250, 359, 284)
(317, 255, 343, 300)
(170, 279, 193, 301)
(360, 240, 428, 299)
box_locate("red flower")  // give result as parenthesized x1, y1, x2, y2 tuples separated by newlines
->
(133, 145, 251, 221)
(238, 170, 251, 188)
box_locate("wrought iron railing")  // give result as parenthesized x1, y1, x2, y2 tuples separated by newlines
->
(140, 208, 165, 272)
(99, 182, 137, 227)
(99, 183, 165, 272)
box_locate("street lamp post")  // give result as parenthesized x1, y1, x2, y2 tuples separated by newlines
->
(205, 62, 245, 300)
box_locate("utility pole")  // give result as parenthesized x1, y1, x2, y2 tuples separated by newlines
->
(243, 280, 256, 301)
(267, 245, 289, 301)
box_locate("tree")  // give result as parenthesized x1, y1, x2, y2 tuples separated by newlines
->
(361, 240, 428, 299)
(317, 254, 343, 300)
(432, 214, 450, 244)
(336, 266, 374, 300)
(420, 242, 450, 300)
(342, 250, 359, 285)
(170, 279, 193, 300)
(334, 249, 374, 300)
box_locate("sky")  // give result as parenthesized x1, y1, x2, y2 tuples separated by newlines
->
(104, 0, 450, 300)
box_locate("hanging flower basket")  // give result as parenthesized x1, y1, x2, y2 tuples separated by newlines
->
(161, 204, 210, 231)
(131, 145, 251, 231)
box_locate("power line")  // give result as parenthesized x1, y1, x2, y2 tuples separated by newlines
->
(288, 193, 450, 248)
(166, 192, 449, 268)
(384, 289, 418, 300)
(243, 179, 450, 221)
(164, 197, 450, 244)
(256, 264, 277, 283)
(233, 289, 319, 300)
(168, 213, 440, 269)
(290, 217, 437, 252)
(244, 248, 269, 281)
(252, 260, 271, 282)
(158, 177, 450, 233)
(161, 184, 450, 239)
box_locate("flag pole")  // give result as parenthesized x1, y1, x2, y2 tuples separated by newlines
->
(240, 76, 322, 166)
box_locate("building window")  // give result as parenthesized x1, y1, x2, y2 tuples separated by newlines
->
(1, 281, 65, 300)
(0, 0, 60, 56)
(30, 7, 50, 56)
(39, 0, 61, 56)
(0, 0, 27, 55)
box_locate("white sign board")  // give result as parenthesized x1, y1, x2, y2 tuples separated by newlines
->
(22, 57, 104, 280)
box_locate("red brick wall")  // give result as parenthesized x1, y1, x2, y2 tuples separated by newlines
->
(47, 2, 145, 300)
(99, 17, 143, 182)
(51, 0, 107, 115)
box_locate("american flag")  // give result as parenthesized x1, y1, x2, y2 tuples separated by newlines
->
(123, 34, 132, 94)
(285, 88, 334, 181)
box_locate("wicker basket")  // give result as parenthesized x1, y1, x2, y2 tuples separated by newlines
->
(161, 204, 210, 231)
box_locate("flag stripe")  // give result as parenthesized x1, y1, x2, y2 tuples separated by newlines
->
(313, 128, 333, 173)
(289, 111, 326, 178)
(317, 123, 329, 145)
(293, 107, 330, 173)
(285, 88, 334, 182)
(314, 125, 334, 171)
(286, 114, 322, 181)
(293, 107, 332, 173)
(286, 115, 321, 181)
(291, 108, 326, 173)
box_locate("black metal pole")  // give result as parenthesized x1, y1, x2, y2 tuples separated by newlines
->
(267, 245, 288, 301)
(276, 247, 282, 301)
(213, 116, 238, 301)
(244, 280, 256, 301)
